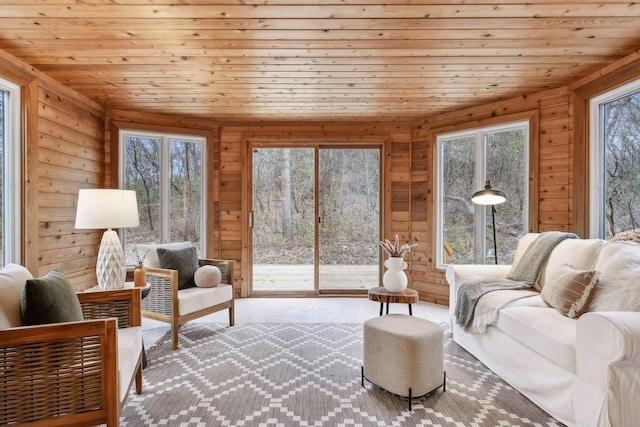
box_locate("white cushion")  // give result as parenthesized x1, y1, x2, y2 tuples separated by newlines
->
(136, 241, 193, 269)
(496, 306, 578, 372)
(117, 326, 142, 403)
(0, 264, 34, 329)
(503, 294, 549, 309)
(591, 241, 640, 312)
(178, 284, 233, 316)
(540, 239, 604, 289)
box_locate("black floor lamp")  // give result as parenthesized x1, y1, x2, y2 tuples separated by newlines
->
(472, 180, 506, 264)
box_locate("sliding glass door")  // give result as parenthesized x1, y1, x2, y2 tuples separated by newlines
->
(251, 147, 315, 293)
(318, 148, 380, 291)
(250, 144, 381, 295)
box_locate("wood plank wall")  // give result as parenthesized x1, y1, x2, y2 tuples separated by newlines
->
(0, 49, 106, 290)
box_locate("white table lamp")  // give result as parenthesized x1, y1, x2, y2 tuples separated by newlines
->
(75, 189, 140, 289)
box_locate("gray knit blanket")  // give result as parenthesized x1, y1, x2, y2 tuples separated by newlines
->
(455, 231, 578, 332)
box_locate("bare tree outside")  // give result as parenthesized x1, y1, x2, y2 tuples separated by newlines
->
(602, 90, 640, 238)
(123, 134, 204, 264)
(251, 147, 380, 291)
(440, 124, 527, 265)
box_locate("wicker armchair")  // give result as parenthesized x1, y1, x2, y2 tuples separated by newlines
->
(0, 284, 143, 427)
(142, 258, 235, 350)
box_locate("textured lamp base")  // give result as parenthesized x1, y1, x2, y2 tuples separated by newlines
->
(96, 229, 126, 290)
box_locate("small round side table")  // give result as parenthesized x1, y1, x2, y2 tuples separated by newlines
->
(367, 286, 419, 316)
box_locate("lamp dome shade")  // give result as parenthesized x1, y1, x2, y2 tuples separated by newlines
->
(471, 180, 506, 206)
(75, 189, 140, 229)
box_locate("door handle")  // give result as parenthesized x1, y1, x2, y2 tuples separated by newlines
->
(249, 211, 254, 228)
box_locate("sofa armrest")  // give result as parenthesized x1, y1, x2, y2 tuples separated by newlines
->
(445, 264, 511, 320)
(78, 287, 142, 328)
(575, 312, 640, 427)
(0, 319, 119, 426)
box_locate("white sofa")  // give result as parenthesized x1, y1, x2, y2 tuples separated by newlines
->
(0, 263, 143, 426)
(446, 234, 640, 427)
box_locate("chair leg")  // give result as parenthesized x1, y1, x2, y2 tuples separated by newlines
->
(135, 364, 143, 394)
(229, 305, 235, 326)
(171, 319, 179, 350)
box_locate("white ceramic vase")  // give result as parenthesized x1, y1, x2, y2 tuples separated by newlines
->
(382, 257, 408, 292)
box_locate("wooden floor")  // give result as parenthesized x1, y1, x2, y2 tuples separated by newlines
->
(252, 264, 379, 292)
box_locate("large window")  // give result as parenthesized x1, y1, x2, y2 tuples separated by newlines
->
(589, 78, 640, 239)
(0, 78, 20, 267)
(436, 121, 529, 267)
(120, 130, 206, 264)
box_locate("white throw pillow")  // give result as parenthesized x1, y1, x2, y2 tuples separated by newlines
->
(136, 241, 193, 269)
(194, 265, 222, 288)
(0, 263, 34, 329)
(590, 241, 640, 312)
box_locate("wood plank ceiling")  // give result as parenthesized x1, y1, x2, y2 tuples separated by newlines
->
(1, 1, 640, 122)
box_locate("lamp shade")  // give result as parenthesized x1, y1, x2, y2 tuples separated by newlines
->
(471, 180, 506, 206)
(75, 189, 140, 229)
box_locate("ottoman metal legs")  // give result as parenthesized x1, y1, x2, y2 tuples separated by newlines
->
(362, 314, 446, 410)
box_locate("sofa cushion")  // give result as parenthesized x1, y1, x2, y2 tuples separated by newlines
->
(591, 241, 640, 312)
(178, 284, 233, 316)
(539, 239, 604, 290)
(542, 264, 598, 318)
(136, 241, 193, 269)
(21, 270, 84, 326)
(117, 326, 142, 402)
(496, 306, 577, 372)
(157, 246, 199, 290)
(0, 264, 34, 329)
(503, 294, 548, 309)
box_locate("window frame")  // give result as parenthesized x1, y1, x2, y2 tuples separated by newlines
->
(588, 77, 640, 238)
(435, 119, 530, 268)
(0, 77, 21, 265)
(119, 129, 207, 256)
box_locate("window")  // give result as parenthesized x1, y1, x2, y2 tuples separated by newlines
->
(0, 78, 20, 267)
(589, 78, 640, 239)
(435, 121, 529, 267)
(120, 130, 206, 264)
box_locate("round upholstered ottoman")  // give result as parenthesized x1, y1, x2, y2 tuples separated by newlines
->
(362, 314, 445, 410)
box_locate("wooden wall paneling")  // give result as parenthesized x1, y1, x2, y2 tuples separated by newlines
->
(571, 92, 588, 237)
(218, 130, 244, 295)
(22, 79, 39, 272)
(36, 83, 106, 289)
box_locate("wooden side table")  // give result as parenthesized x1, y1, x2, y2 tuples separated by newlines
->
(367, 287, 419, 316)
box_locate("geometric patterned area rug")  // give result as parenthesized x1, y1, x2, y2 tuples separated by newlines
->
(120, 323, 563, 426)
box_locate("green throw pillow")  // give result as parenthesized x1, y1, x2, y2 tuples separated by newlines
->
(157, 246, 199, 290)
(21, 270, 84, 325)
